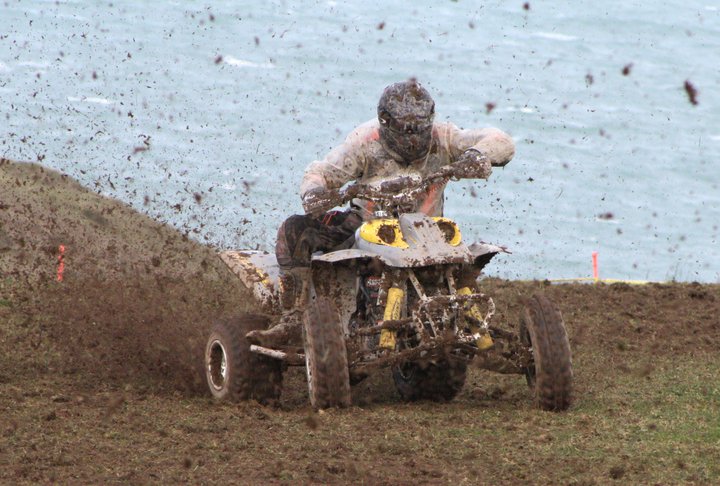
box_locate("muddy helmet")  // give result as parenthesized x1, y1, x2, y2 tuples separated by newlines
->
(377, 79, 435, 162)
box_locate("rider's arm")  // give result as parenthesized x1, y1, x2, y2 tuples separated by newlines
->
(440, 122, 515, 170)
(299, 120, 376, 214)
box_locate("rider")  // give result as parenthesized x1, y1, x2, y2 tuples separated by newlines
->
(246, 78, 515, 347)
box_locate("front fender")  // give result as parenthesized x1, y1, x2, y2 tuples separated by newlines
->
(468, 242, 511, 271)
(311, 249, 379, 264)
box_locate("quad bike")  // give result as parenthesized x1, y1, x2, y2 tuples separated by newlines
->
(205, 171, 573, 411)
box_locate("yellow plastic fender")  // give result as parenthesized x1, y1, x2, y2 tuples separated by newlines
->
(358, 219, 409, 248)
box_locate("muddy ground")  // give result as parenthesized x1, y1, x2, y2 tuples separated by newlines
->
(1, 160, 719, 484)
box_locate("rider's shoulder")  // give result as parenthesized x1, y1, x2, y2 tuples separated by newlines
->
(431, 121, 461, 139)
(433, 121, 462, 131)
(344, 119, 382, 147)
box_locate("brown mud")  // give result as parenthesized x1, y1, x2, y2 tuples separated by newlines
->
(1, 160, 719, 484)
(1, 159, 253, 394)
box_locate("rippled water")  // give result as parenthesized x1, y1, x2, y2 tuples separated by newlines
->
(2, 1, 719, 282)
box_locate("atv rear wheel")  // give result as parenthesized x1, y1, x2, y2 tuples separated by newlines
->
(520, 294, 573, 411)
(303, 295, 351, 409)
(205, 315, 283, 404)
(392, 359, 467, 402)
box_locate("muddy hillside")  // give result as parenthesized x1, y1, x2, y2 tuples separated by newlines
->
(0, 159, 255, 393)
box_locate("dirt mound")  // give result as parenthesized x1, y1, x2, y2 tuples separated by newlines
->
(0, 159, 254, 393)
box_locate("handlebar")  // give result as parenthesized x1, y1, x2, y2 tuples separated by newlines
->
(303, 155, 492, 216)
(340, 172, 449, 206)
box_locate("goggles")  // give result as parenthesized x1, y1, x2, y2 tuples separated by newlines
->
(380, 113, 433, 136)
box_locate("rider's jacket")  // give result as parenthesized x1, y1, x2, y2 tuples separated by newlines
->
(300, 119, 515, 219)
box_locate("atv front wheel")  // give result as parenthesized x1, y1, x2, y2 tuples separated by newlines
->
(392, 359, 467, 402)
(205, 315, 283, 404)
(303, 295, 351, 409)
(520, 294, 573, 411)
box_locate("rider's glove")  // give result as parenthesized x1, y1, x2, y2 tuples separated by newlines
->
(302, 187, 342, 217)
(340, 183, 362, 200)
(446, 149, 492, 180)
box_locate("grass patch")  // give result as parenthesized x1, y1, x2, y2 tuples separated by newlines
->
(5, 355, 718, 484)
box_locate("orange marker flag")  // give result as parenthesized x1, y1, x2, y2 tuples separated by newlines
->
(592, 251, 599, 282)
(57, 245, 65, 282)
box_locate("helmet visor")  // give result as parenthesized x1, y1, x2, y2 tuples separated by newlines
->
(380, 115, 433, 161)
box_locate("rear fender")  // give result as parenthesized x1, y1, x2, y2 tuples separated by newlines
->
(219, 250, 282, 313)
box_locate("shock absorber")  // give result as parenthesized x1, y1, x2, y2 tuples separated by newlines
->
(458, 287, 494, 350)
(380, 287, 404, 349)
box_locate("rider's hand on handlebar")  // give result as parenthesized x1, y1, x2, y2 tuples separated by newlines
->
(302, 187, 343, 217)
(443, 149, 492, 180)
(339, 183, 362, 200)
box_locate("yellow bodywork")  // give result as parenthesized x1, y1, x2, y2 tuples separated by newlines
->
(359, 219, 409, 248)
(380, 287, 404, 349)
(358, 217, 462, 248)
(433, 217, 462, 246)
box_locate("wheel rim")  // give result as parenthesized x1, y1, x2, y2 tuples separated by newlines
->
(520, 318, 537, 385)
(397, 363, 416, 381)
(208, 339, 228, 391)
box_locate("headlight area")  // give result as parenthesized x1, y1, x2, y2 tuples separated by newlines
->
(433, 217, 462, 246)
(358, 219, 409, 248)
